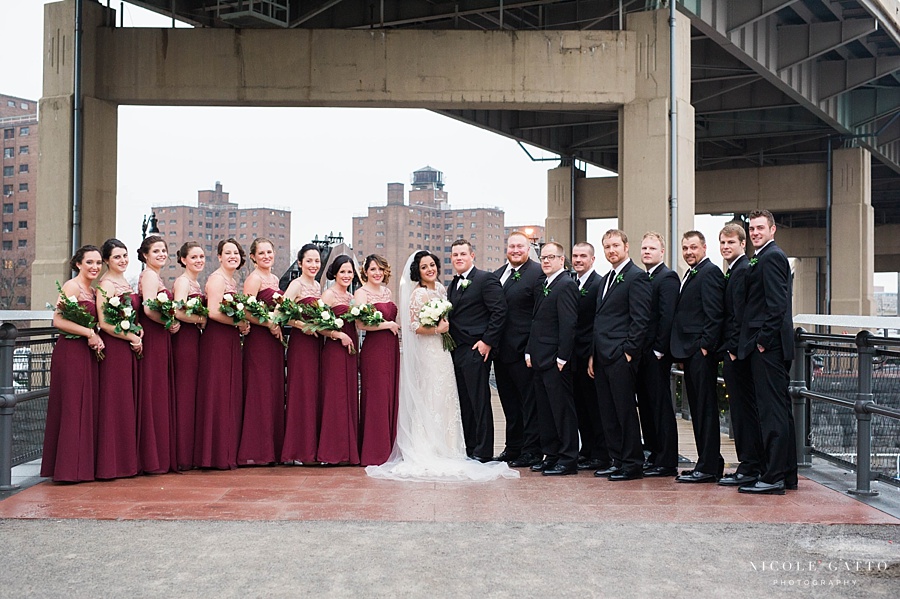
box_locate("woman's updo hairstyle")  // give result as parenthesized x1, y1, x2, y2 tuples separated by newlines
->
(100, 238, 127, 262)
(326, 254, 356, 281)
(409, 250, 439, 283)
(176, 241, 203, 268)
(297, 243, 319, 263)
(70, 245, 102, 272)
(137, 235, 165, 264)
(217, 237, 247, 269)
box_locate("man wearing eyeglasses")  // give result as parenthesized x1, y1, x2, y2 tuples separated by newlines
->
(525, 242, 579, 475)
(588, 229, 652, 481)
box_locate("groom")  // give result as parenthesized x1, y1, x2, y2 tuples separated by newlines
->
(447, 239, 507, 462)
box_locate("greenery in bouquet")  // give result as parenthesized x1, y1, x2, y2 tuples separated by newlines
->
(99, 288, 142, 336)
(219, 292, 249, 325)
(144, 291, 178, 330)
(49, 281, 104, 360)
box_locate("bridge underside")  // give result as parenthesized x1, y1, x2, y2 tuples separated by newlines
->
(34, 0, 900, 316)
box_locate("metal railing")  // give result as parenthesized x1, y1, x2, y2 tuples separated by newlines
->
(0, 312, 55, 490)
(791, 327, 900, 496)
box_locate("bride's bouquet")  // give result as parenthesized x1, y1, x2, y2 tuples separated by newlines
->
(419, 298, 456, 352)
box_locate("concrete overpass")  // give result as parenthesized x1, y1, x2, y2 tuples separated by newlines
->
(34, 0, 900, 316)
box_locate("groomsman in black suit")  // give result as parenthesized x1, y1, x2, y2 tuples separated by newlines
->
(588, 230, 652, 481)
(671, 230, 726, 484)
(635, 232, 680, 477)
(447, 239, 507, 462)
(716, 223, 763, 488)
(525, 242, 579, 475)
(571, 242, 613, 472)
(492, 232, 544, 466)
(737, 210, 797, 495)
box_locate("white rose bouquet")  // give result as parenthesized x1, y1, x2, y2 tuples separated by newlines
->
(419, 298, 456, 351)
(219, 292, 249, 325)
(49, 281, 104, 361)
(341, 302, 385, 327)
(99, 288, 143, 337)
(144, 291, 178, 330)
(175, 295, 209, 319)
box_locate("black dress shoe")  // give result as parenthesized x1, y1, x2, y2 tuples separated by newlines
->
(785, 482, 798, 491)
(493, 450, 520, 463)
(510, 453, 544, 468)
(473, 456, 494, 464)
(577, 458, 609, 471)
(675, 471, 717, 483)
(738, 480, 785, 495)
(531, 460, 556, 473)
(643, 466, 677, 477)
(608, 468, 643, 481)
(717, 473, 759, 487)
(594, 465, 621, 477)
(542, 464, 577, 476)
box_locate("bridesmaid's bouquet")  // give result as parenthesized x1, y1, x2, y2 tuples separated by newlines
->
(272, 296, 301, 327)
(175, 296, 209, 319)
(419, 298, 456, 352)
(50, 281, 104, 361)
(345, 302, 385, 327)
(219, 292, 249, 325)
(144, 291, 178, 330)
(99, 288, 143, 336)
(246, 293, 288, 348)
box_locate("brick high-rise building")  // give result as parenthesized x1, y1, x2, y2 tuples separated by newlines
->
(353, 166, 505, 297)
(1, 94, 37, 309)
(153, 182, 291, 288)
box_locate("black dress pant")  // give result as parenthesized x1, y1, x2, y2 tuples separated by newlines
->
(533, 363, 578, 469)
(635, 350, 678, 469)
(572, 351, 610, 462)
(494, 357, 541, 456)
(452, 346, 494, 460)
(594, 353, 643, 472)
(748, 346, 796, 485)
(723, 355, 763, 476)
(682, 350, 724, 476)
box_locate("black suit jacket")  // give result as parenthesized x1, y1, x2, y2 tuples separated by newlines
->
(526, 272, 578, 370)
(646, 264, 679, 357)
(670, 257, 725, 361)
(574, 271, 601, 361)
(738, 242, 793, 361)
(592, 260, 652, 366)
(446, 266, 507, 349)
(493, 259, 542, 363)
(719, 254, 749, 357)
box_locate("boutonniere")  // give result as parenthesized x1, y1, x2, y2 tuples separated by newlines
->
(459, 279, 471, 291)
(615, 273, 625, 284)
(580, 287, 588, 297)
(689, 268, 698, 277)
(512, 271, 521, 282)
(648, 273, 654, 281)
(542, 283, 551, 297)
(749, 257, 759, 267)
(724, 271, 731, 280)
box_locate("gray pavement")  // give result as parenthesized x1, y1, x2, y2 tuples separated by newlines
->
(0, 519, 898, 597)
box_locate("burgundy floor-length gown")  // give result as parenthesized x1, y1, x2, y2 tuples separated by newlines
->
(95, 290, 140, 479)
(194, 286, 243, 470)
(358, 301, 400, 466)
(138, 288, 177, 474)
(281, 290, 322, 464)
(317, 303, 360, 465)
(41, 299, 99, 483)
(237, 286, 285, 465)
(172, 290, 204, 471)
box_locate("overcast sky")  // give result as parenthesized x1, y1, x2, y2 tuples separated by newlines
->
(7, 1, 888, 292)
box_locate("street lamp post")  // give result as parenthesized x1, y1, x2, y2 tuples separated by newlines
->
(140, 210, 160, 270)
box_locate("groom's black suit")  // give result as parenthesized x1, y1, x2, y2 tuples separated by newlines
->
(492, 259, 543, 459)
(447, 267, 506, 460)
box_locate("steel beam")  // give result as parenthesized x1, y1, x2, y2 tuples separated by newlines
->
(777, 19, 877, 71)
(726, 0, 796, 33)
(819, 56, 900, 101)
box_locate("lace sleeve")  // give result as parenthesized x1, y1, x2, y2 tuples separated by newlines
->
(409, 287, 428, 333)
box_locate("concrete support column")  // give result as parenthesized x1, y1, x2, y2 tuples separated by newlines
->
(791, 257, 821, 316)
(545, 164, 584, 251)
(33, 0, 117, 307)
(619, 9, 694, 265)
(831, 147, 875, 316)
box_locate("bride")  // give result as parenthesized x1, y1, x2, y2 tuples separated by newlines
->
(365, 251, 518, 482)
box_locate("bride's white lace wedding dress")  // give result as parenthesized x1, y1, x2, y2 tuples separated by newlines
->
(365, 257, 518, 482)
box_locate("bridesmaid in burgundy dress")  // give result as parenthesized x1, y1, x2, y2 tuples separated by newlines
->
(95, 239, 142, 479)
(172, 241, 208, 471)
(281, 243, 323, 464)
(41, 245, 105, 482)
(194, 238, 249, 469)
(354, 254, 400, 466)
(317, 255, 360, 465)
(138, 235, 180, 475)
(237, 237, 286, 466)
